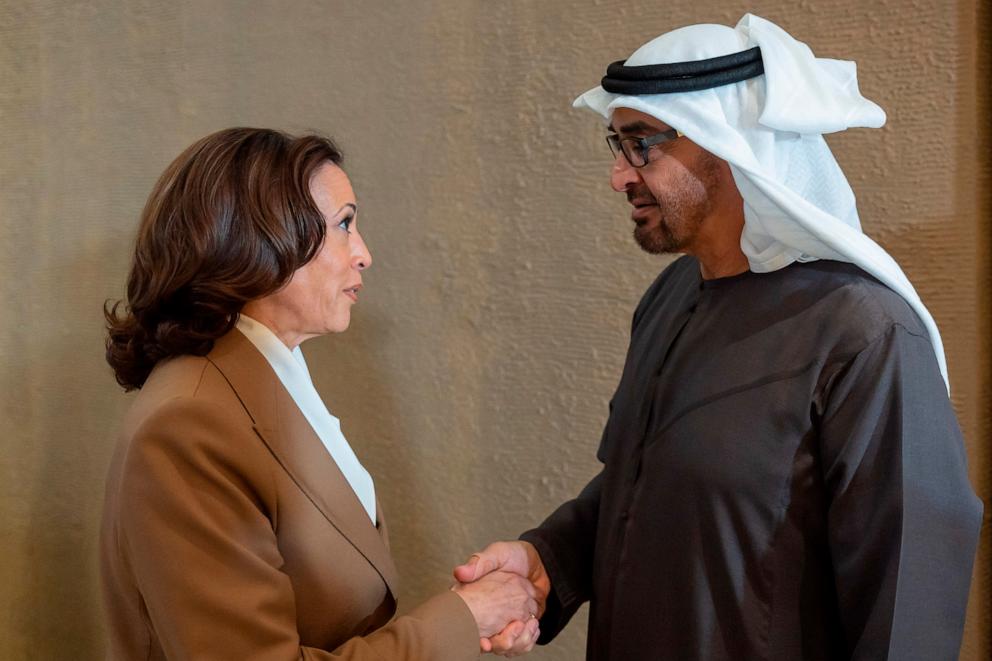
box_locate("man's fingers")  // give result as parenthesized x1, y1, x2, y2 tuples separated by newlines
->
(510, 615, 540, 655)
(524, 597, 539, 621)
(521, 616, 540, 651)
(453, 554, 484, 582)
(510, 623, 537, 657)
(487, 620, 525, 654)
(454, 542, 514, 582)
(489, 617, 539, 657)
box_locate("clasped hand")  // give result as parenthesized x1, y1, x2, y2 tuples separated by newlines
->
(451, 541, 550, 657)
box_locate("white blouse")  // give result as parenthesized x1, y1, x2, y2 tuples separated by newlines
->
(235, 314, 376, 524)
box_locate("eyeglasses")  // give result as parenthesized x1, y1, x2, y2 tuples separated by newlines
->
(606, 128, 683, 168)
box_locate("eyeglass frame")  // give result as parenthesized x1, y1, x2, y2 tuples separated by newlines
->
(606, 128, 684, 168)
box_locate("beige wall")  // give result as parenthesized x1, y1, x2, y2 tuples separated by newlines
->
(1, 1, 987, 658)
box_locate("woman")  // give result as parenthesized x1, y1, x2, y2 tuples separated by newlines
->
(101, 128, 539, 659)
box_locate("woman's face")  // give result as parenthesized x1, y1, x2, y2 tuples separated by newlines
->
(244, 163, 371, 347)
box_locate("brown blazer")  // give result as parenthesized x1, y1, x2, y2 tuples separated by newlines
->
(100, 329, 479, 660)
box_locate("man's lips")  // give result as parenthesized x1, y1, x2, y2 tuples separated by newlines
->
(630, 202, 658, 222)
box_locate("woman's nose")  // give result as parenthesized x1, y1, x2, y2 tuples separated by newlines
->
(352, 231, 372, 270)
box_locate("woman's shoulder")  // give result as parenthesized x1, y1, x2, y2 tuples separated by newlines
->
(120, 355, 256, 457)
(105, 355, 281, 565)
(136, 354, 212, 402)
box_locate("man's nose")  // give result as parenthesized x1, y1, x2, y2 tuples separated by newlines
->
(610, 153, 642, 193)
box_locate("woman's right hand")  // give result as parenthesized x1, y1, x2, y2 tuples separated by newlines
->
(451, 569, 539, 638)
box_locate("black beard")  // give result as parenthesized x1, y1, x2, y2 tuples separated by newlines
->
(633, 210, 683, 254)
(627, 152, 721, 255)
(630, 195, 692, 255)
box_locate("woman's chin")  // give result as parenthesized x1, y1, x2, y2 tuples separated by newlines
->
(324, 313, 352, 334)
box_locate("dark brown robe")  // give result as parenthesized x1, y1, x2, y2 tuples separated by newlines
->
(522, 257, 982, 660)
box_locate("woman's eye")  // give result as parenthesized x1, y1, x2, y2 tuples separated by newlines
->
(337, 216, 353, 233)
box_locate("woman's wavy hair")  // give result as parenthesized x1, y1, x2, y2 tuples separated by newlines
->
(105, 127, 343, 390)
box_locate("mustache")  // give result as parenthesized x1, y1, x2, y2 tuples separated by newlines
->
(626, 187, 656, 205)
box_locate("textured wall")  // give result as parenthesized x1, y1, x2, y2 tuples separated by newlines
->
(0, 1, 987, 659)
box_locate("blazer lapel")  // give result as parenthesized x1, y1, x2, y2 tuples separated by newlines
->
(207, 330, 400, 599)
(375, 496, 390, 550)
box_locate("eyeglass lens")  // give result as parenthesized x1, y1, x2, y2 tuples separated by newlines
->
(606, 135, 647, 167)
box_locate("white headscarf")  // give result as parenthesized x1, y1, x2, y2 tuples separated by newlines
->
(574, 14, 949, 391)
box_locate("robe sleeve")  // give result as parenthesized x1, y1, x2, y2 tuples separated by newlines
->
(817, 324, 982, 660)
(519, 469, 603, 642)
(516, 271, 671, 644)
(118, 397, 480, 661)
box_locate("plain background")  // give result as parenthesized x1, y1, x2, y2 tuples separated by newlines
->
(1, 1, 988, 658)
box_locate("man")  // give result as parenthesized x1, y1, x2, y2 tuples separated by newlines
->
(454, 14, 982, 661)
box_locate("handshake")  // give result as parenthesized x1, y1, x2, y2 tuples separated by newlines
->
(450, 540, 551, 657)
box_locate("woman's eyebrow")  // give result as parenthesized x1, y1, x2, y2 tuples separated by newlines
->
(333, 203, 358, 218)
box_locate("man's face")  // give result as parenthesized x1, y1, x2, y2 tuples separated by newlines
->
(608, 107, 725, 255)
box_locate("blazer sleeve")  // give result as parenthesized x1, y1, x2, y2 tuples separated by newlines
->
(117, 396, 480, 661)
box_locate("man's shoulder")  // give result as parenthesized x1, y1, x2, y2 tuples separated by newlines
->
(784, 260, 929, 346)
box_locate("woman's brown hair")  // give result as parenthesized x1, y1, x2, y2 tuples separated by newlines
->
(105, 127, 343, 390)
